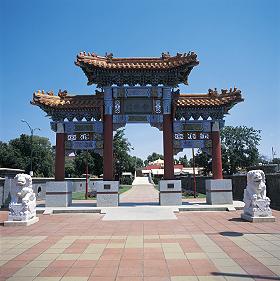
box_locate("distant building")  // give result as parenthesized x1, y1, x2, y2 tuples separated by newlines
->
(142, 159, 203, 177)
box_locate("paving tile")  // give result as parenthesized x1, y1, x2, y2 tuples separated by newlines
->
(61, 278, 89, 281)
(88, 276, 116, 281)
(144, 277, 171, 281)
(171, 276, 199, 281)
(72, 260, 97, 267)
(13, 267, 44, 277)
(6, 278, 36, 281)
(144, 260, 169, 277)
(64, 266, 92, 276)
(185, 253, 208, 260)
(91, 265, 118, 277)
(39, 266, 69, 277)
(118, 260, 143, 277)
(197, 277, 226, 281)
(48, 260, 75, 267)
(88, 277, 115, 281)
(116, 277, 143, 281)
(33, 277, 61, 281)
(256, 257, 280, 266)
(78, 253, 101, 260)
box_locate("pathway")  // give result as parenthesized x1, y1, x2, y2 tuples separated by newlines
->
(120, 177, 159, 206)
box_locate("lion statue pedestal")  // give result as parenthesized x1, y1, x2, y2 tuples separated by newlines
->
(241, 170, 275, 222)
(4, 173, 39, 227)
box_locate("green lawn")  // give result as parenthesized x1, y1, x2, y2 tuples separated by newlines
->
(72, 185, 132, 200)
(182, 192, 206, 199)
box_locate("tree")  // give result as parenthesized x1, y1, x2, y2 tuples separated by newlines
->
(112, 129, 144, 178)
(221, 126, 261, 174)
(0, 134, 54, 177)
(73, 150, 103, 177)
(144, 152, 164, 166)
(177, 155, 190, 167)
(65, 157, 76, 177)
(190, 150, 212, 175)
(188, 126, 261, 175)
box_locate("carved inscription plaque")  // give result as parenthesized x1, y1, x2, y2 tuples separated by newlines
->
(123, 98, 153, 114)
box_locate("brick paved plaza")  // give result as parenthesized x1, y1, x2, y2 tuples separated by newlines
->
(1, 207, 280, 281)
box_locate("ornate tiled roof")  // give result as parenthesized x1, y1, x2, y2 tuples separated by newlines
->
(175, 88, 243, 108)
(31, 90, 103, 121)
(31, 88, 243, 122)
(32, 90, 103, 109)
(75, 51, 199, 87)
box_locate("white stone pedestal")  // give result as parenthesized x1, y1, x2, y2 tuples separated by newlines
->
(206, 179, 233, 205)
(241, 213, 275, 222)
(46, 181, 72, 207)
(96, 181, 119, 207)
(159, 180, 182, 206)
(4, 216, 39, 227)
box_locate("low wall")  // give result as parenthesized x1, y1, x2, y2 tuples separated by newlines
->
(0, 177, 102, 207)
(180, 173, 280, 210)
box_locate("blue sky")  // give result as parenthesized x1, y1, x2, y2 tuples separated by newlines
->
(0, 0, 279, 161)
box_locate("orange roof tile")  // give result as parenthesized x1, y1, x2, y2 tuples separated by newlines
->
(75, 51, 199, 70)
(175, 88, 243, 108)
(31, 90, 103, 109)
(75, 51, 199, 86)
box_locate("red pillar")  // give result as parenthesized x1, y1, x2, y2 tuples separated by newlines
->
(55, 133, 65, 181)
(212, 122, 223, 179)
(163, 114, 175, 180)
(103, 114, 114, 180)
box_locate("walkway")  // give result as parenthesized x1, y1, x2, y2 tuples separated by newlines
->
(120, 177, 159, 206)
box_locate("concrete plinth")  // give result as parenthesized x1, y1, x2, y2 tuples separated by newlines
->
(206, 179, 233, 205)
(4, 216, 39, 227)
(241, 213, 276, 223)
(46, 181, 72, 207)
(96, 181, 119, 207)
(159, 180, 182, 206)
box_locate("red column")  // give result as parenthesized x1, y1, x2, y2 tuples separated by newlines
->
(163, 114, 174, 180)
(55, 133, 65, 181)
(212, 122, 223, 179)
(103, 114, 114, 180)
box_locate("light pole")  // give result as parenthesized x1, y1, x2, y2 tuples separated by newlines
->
(21, 120, 40, 176)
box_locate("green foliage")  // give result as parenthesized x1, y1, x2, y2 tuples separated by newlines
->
(221, 126, 261, 174)
(65, 157, 76, 177)
(113, 129, 143, 178)
(144, 152, 163, 166)
(0, 134, 54, 177)
(176, 155, 190, 167)
(189, 126, 261, 175)
(120, 176, 133, 185)
(190, 150, 212, 175)
(73, 150, 103, 177)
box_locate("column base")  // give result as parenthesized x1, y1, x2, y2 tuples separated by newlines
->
(206, 179, 233, 205)
(96, 181, 119, 207)
(46, 181, 72, 207)
(159, 180, 182, 206)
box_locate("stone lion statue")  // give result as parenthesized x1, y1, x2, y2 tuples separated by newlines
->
(8, 174, 36, 221)
(243, 170, 272, 217)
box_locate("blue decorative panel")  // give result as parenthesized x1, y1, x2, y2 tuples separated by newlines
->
(173, 120, 213, 133)
(112, 86, 165, 98)
(63, 121, 103, 134)
(71, 141, 96, 150)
